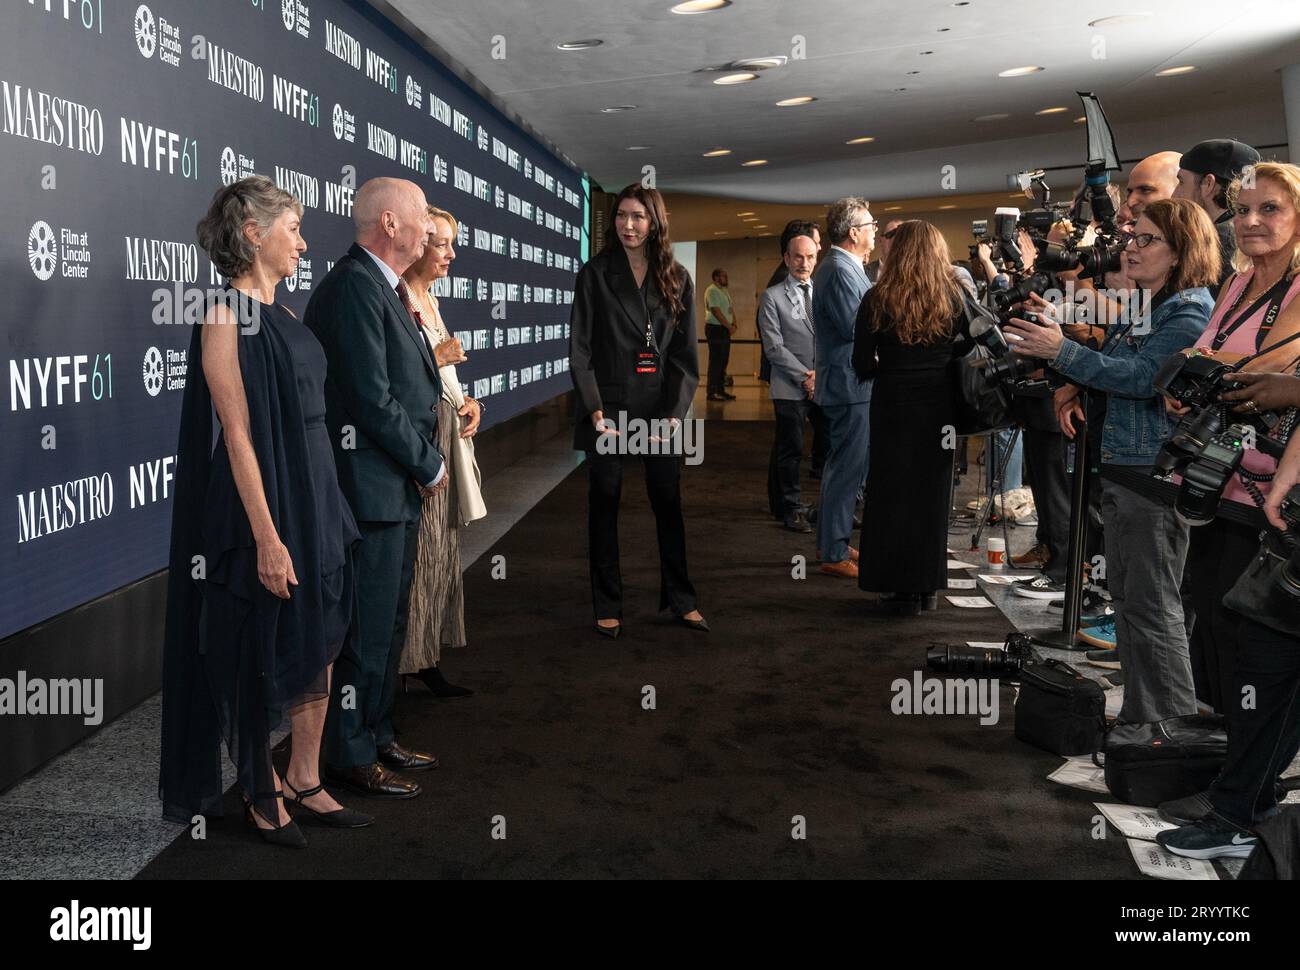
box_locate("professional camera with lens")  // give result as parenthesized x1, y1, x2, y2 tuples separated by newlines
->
(927, 632, 1034, 678)
(1151, 351, 1290, 522)
(1274, 485, 1300, 600)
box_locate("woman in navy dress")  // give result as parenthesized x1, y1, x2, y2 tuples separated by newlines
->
(160, 176, 369, 845)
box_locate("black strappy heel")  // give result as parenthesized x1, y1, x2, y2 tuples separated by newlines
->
(283, 779, 375, 829)
(242, 791, 308, 848)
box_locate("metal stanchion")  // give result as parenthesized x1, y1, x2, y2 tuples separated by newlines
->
(1030, 420, 1091, 651)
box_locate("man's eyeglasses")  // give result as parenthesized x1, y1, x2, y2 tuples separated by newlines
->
(851, 219, 877, 231)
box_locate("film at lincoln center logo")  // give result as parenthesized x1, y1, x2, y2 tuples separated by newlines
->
(221, 147, 238, 186)
(142, 347, 165, 396)
(28, 221, 57, 281)
(281, 0, 296, 32)
(134, 4, 157, 59)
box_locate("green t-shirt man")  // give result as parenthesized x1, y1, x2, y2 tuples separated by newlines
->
(704, 272, 735, 332)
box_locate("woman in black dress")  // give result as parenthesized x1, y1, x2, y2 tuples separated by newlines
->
(160, 176, 369, 845)
(851, 220, 973, 615)
(568, 184, 706, 638)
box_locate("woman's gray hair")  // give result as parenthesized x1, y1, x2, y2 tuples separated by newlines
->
(196, 175, 302, 278)
(826, 196, 870, 245)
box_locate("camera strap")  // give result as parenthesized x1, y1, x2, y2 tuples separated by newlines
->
(1210, 272, 1294, 351)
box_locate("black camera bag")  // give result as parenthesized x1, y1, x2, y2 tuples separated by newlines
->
(1096, 715, 1229, 806)
(1223, 529, 1300, 639)
(1014, 659, 1106, 756)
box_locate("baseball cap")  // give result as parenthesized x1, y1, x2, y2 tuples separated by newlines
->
(1180, 139, 1261, 184)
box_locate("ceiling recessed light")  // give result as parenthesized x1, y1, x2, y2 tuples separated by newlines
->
(556, 39, 603, 51)
(713, 230, 728, 235)
(741, 159, 768, 166)
(1036, 106, 1067, 115)
(702, 148, 732, 157)
(846, 136, 875, 144)
(730, 56, 787, 71)
(1088, 13, 1152, 27)
(626, 145, 652, 151)
(999, 65, 1044, 77)
(1073, 116, 1086, 123)
(938, 204, 957, 210)
(753, 224, 768, 229)
(1156, 65, 1197, 76)
(883, 205, 903, 211)
(714, 72, 758, 85)
(671, 0, 731, 13)
(973, 113, 1011, 121)
(742, 217, 759, 222)
(736, 211, 755, 216)
(775, 96, 816, 106)
(600, 105, 636, 113)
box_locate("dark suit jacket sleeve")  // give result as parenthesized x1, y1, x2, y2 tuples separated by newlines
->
(315, 271, 443, 485)
(758, 289, 809, 385)
(822, 265, 865, 347)
(852, 294, 880, 380)
(568, 263, 603, 419)
(662, 271, 699, 421)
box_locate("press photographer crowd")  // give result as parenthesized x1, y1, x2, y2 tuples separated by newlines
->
(748, 127, 1300, 872)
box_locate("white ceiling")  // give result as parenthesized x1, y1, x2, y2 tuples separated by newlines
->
(371, 0, 1300, 203)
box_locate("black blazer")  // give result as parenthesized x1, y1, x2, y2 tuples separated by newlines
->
(305, 243, 444, 523)
(568, 246, 698, 451)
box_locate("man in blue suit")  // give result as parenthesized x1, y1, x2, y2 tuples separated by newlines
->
(812, 197, 875, 578)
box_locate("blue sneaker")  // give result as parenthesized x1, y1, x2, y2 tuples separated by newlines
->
(1156, 816, 1258, 860)
(1076, 615, 1116, 651)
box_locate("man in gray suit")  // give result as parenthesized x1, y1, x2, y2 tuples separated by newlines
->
(758, 232, 819, 533)
(812, 197, 875, 578)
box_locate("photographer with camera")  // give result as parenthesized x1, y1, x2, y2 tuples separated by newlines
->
(1158, 403, 1300, 860)
(1008, 199, 1220, 723)
(1165, 162, 1300, 745)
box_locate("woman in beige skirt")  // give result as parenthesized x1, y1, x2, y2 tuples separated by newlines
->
(399, 205, 487, 697)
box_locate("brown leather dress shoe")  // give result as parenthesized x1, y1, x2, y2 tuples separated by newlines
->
(847, 545, 860, 564)
(819, 559, 859, 579)
(1011, 542, 1049, 568)
(377, 741, 439, 772)
(324, 762, 421, 799)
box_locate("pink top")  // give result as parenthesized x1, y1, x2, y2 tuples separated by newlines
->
(1192, 269, 1300, 506)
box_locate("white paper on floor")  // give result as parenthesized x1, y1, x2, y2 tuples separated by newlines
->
(948, 578, 977, 590)
(1095, 802, 1175, 840)
(1048, 756, 1109, 794)
(947, 559, 978, 570)
(946, 596, 995, 608)
(1105, 686, 1124, 718)
(977, 573, 1038, 584)
(1126, 838, 1218, 880)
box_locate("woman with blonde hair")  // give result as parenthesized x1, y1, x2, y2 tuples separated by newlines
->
(399, 205, 486, 697)
(851, 220, 974, 615)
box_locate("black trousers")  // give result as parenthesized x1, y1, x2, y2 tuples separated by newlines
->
(768, 398, 815, 515)
(767, 402, 826, 514)
(1186, 518, 1260, 713)
(1209, 618, 1300, 828)
(1023, 427, 1070, 583)
(587, 451, 697, 619)
(705, 324, 731, 394)
(325, 518, 418, 768)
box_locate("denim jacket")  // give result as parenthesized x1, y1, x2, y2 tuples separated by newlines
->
(1049, 287, 1214, 465)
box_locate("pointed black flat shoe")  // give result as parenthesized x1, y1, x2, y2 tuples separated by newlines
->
(243, 794, 308, 848)
(403, 666, 474, 698)
(596, 622, 622, 639)
(677, 614, 709, 632)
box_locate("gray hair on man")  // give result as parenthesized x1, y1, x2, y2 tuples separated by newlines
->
(826, 196, 870, 245)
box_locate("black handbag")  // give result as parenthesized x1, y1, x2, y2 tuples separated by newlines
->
(1013, 659, 1107, 756)
(1222, 529, 1300, 638)
(1095, 715, 1229, 806)
(951, 296, 1013, 435)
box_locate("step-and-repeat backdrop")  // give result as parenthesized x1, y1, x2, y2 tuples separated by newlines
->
(1, 0, 587, 640)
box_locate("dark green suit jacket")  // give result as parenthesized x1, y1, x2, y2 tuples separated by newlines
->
(305, 243, 444, 523)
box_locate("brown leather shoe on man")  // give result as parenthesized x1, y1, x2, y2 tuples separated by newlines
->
(820, 559, 859, 579)
(847, 545, 860, 564)
(1011, 542, 1049, 568)
(324, 762, 421, 799)
(377, 740, 439, 772)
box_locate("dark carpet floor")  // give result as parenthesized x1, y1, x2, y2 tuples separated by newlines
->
(138, 421, 1136, 879)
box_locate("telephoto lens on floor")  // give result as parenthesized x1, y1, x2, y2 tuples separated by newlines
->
(926, 632, 1032, 677)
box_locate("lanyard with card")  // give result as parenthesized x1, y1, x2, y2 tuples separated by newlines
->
(635, 283, 659, 375)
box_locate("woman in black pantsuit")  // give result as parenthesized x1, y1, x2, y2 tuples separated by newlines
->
(569, 184, 707, 638)
(851, 221, 973, 615)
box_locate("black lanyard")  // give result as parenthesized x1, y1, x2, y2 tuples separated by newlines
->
(1210, 272, 1293, 351)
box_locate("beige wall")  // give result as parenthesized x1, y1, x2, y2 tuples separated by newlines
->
(694, 238, 785, 378)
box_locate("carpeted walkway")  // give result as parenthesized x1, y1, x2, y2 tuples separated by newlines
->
(138, 421, 1135, 879)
